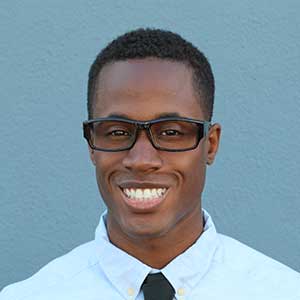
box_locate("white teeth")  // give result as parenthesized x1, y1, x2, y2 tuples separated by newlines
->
(151, 188, 158, 198)
(122, 188, 167, 201)
(157, 188, 163, 196)
(136, 189, 143, 198)
(144, 189, 152, 199)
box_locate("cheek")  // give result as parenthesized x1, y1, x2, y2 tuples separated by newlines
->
(167, 149, 206, 195)
(93, 152, 123, 193)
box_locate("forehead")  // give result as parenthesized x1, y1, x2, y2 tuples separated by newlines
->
(93, 58, 204, 120)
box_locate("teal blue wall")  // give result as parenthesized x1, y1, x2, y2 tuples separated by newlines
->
(1, 0, 299, 289)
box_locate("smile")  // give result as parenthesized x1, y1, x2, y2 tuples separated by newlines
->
(122, 188, 167, 201)
(120, 187, 169, 210)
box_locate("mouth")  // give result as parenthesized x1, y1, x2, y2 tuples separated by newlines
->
(119, 187, 169, 210)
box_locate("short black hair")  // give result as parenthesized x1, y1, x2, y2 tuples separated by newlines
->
(87, 28, 215, 121)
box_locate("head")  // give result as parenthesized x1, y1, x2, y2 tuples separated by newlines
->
(85, 28, 221, 245)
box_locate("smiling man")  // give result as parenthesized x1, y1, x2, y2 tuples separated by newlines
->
(86, 57, 217, 267)
(1, 28, 299, 300)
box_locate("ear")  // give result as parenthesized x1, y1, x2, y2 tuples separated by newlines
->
(89, 146, 96, 166)
(206, 123, 221, 165)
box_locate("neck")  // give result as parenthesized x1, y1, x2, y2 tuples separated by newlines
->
(107, 208, 204, 269)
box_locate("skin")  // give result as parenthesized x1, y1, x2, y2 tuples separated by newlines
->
(89, 58, 221, 268)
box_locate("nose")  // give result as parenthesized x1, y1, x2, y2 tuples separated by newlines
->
(122, 130, 163, 172)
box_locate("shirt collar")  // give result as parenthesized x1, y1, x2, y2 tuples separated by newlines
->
(94, 212, 151, 299)
(94, 209, 219, 299)
(161, 209, 220, 291)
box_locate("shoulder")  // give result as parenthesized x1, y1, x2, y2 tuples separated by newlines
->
(216, 234, 300, 295)
(0, 240, 100, 300)
(218, 234, 298, 272)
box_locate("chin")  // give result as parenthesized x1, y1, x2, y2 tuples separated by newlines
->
(120, 217, 174, 240)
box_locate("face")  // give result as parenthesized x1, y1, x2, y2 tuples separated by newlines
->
(90, 59, 221, 242)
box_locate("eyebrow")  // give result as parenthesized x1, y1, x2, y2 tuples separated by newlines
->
(106, 112, 182, 119)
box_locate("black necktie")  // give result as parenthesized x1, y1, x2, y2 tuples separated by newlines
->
(141, 272, 175, 300)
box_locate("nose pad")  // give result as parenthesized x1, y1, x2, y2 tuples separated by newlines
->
(122, 130, 163, 171)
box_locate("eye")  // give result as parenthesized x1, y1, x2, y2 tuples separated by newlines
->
(161, 129, 182, 136)
(109, 130, 131, 136)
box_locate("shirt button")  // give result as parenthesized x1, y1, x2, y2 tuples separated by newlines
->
(177, 288, 185, 296)
(127, 287, 135, 296)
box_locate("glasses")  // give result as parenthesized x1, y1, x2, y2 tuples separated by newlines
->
(83, 116, 211, 152)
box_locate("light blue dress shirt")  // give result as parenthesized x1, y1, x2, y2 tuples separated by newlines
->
(1, 209, 300, 300)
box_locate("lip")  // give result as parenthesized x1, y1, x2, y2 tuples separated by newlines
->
(119, 186, 169, 211)
(118, 180, 169, 189)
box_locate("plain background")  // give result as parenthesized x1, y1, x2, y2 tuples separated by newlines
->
(1, 0, 299, 290)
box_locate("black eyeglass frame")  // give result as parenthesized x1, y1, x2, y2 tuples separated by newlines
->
(83, 116, 211, 152)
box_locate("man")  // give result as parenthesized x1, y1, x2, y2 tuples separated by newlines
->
(1, 28, 299, 299)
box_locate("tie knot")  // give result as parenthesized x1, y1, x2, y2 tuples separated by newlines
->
(142, 272, 175, 300)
